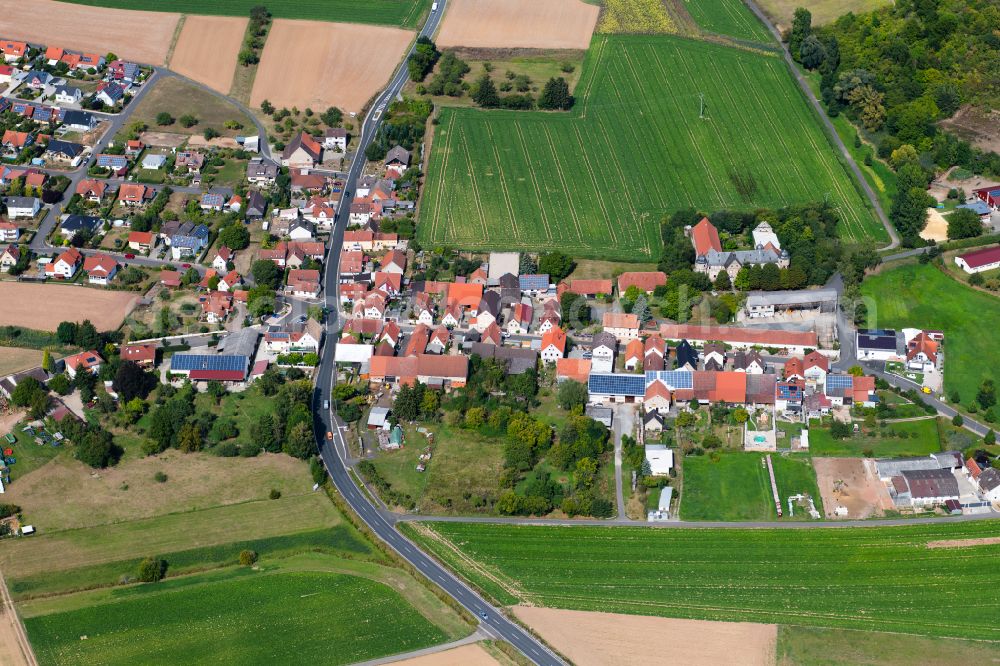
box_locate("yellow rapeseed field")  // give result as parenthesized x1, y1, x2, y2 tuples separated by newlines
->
(597, 0, 676, 34)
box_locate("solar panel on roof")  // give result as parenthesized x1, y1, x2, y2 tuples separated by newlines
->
(588, 373, 645, 397)
(826, 374, 853, 390)
(171, 354, 248, 372)
(645, 370, 693, 389)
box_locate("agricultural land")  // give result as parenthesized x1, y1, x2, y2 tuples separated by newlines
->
(681, 0, 773, 42)
(0, 0, 179, 65)
(808, 417, 944, 458)
(758, 0, 893, 28)
(0, 283, 139, 332)
(21, 556, 462, 666)
(861, 262, 1000, 413)
(419, 34, 883, 261)
(250, 20, 414, 113)
(0, 348, 44, 378)
(56, 0, 431, 28)
(436, 0, 600, 51)
(168, 15, 248, 94)
(403, 520, 1000, 640)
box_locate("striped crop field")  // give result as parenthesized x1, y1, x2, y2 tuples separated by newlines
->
(419, 35, 884, 261)
(57, 0, 431, 28)
(403, 520, 1000, 640)
(682, 0, 774, 42)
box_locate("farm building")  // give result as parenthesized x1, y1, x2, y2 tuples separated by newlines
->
(888, 469, 960, 508)
(743, 288, 838, 318)
(660, 323, 819, 354)
(588, 372, 646, 403)
(955, 245, 1000, 274)
(973, 186, 1000, 211)
(956, 200, 991, 223)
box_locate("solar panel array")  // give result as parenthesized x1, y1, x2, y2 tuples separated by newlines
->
(826, 374, 853, 391)
(645, 370, 694, 389)
(171, 354, 248, 372)
(588, 372, 646, 397)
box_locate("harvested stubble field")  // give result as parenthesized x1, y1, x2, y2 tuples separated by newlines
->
(515, 606, 777, 666)
(0, 283, 138, 332)
(0, 347, 43, 377)
(403, 520, 1000, 640)
(758, 0, 892, 29)
(250, 20, 414, 113)
(436, 0, 599, 50)
(58, 0, 431, 29)
(420, 35, 882, 260)
(168, 15, 248, 94)
(681, 0, 773, 42)
(0, 0, 178, 65)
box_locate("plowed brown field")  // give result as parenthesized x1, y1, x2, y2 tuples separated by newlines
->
(436, 0, 598, 50)
(0, 0, 179, 65)
(250, 19, 413, 113)
(169, 15, 248, 94)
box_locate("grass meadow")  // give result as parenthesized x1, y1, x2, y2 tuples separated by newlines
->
(682, 0, 773, 42)
(22, 556, 462, 665)
(59, 0, 430, 28)
(419, 35, 883, 260)
(403, 520, 1000, 639)
(861, 262, 1000, 410)
(808, 418, 944, 457)
(680, 452, 822, 520)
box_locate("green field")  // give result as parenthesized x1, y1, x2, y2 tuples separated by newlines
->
(808, 418, 943, 457)
(682, 0, 773, 42)
(778, 625, 1000, 666)
(60, 0, 430, 28)
(23, 560, 455, 665)
(403, 520, 1000, 639)
(861, 263, 1000, 411)
(680, 452, 822, 520)
(420, 35, 882, 260)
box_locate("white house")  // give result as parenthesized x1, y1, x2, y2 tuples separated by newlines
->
(591, 332, 617, 374)
(602, 312, 640, 342)
(0, 221, 20, 242)
(540, 328, 566, 363)
(83, 254, 118, 285)
(645, 444, 674, 476)
(4, 197, 40, 219)
(45, 248, 82, 279)
(54, 85, 83, 105)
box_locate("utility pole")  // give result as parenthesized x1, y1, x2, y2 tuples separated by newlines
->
(699, 93, 705, 120)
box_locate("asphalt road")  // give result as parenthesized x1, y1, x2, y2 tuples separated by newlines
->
(742, 0, 899, 250)
(309, 3, 563, 664)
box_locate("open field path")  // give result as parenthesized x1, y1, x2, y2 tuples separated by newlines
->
(349, 631, 487, 666)
(742, 0, 898, 249)
(0, 569, 36, 666)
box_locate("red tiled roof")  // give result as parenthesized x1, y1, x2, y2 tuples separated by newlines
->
(906, 331, 938, 364)
(564, 279, 612, 295)
(447, 282, 483, 309)
(542, 327, 566, 353)
(625, 338, 643, 361)
(659, 323, 818, 348)
(784, 358, 803, 379)
(617, 271, 667, 294)
(556, 358, 591, 383)
(692, 217, 721, 256)
(603, 312, 639, 330)
(121, 343, 156, 364)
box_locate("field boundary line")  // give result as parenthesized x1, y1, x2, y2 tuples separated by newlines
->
(578, 35, 607, 120)
(164, 14, 187, 68)
(428, 112, 457, 242)
(0, 568, 37, 666)
(408, 524, 536, 605)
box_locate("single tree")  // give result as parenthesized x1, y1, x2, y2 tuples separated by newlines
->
(472, 73, 499, 108)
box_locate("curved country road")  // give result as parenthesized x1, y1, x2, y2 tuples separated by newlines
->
(742, 0, 900, 250)
(309, 3, 563, 664)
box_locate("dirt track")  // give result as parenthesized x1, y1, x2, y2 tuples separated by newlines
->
(250, 20, 413, 113)
(391, 643, 499, 665)
(0, 283, 138, 332)
(920, 208, 949, 243)
(513, 606, 777, 666)
(169, 15, 247, 94)
(927, 536, 1000, 549)
(437, 0, 599, 50)
(0, 0, 179, 65)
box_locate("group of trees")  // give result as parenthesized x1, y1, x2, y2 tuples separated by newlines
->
(365, 97, 431, 161)
(238, 5, 271, 66)
(470, 71, 574, 111)
(790, 1, 1000, 244)
(408, 36, 440, 82)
